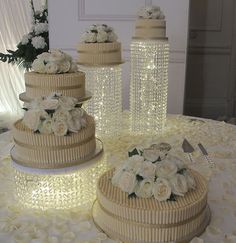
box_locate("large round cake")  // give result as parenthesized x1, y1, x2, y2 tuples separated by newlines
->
(93, 169, 210, 243)
(23, 71, 85, 100)
(11, 115, 96, 169)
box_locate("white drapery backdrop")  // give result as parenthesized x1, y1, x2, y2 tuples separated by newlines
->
(0, 0, 44, 115)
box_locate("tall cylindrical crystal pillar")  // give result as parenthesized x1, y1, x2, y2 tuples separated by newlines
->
(77, 31, 123, 137)
(130, 14, 169, 134)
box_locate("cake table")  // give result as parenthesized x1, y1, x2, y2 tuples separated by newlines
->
(0, 112, 236, 243)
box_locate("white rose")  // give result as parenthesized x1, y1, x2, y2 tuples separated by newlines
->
(45, 63, 58, 74)
(168, 155, 186, 170)
(135, 179, 153, 198)
(118, 171, 137, 194)
(40, 99, 59, 110)
(34, 22, 48, 35)
(58, 60, 71, 73)
(150, 142, 171, 152)
(156, 161, 178, 179)
(123, 155, 144, 173)
(80, 117, 87, 128)
(184, 171, 196, 190)
(88, 25, 97, 31)
(143, 148, 165, 162)
(97, 25, 107, 32)
(58, 96, 77, 110)
(38, 118, 53, 134)
(25, 97, 44, 110)
(137, 161, 156, 179)
(83, 32, 97, 43)
(37, 52, 50, 60)
(53, 109, 71, 122)
(32, 59, 46, 73)
(151, 10, 161, 19)
(169, 174, 188, 196)
(107, 32, 118, 42)
(31, 36, 47, 49)
(112, 166, 124, 187)
(97, 30, 108, 43)
(153, 178, 171, 201)
(70, 108, 86, 120)
(23, 109, 48, 131)
(52, 120, 68, 136)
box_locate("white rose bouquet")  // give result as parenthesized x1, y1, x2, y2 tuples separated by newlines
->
(23, 93, 87, 136)
(138, 5, 165, 19)
(0, 0, 49, 70)
(112, 143, 196, 202)
(32, 49, 78, 74)
(80, 24, 118, 43)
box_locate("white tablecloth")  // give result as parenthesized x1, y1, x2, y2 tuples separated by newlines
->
(0, 113, 236, 243)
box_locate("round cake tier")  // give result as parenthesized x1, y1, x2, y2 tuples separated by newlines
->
(11, 116, 96, 169)
(93, 169, 210, 243)
(77, 42, 123, 66)
(134, 19, 167, 39)
(24, 71, 85, 100)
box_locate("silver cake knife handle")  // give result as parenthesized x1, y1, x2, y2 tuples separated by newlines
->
(198, 143, 215, 168)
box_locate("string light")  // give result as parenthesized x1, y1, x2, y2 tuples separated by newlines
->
(130, 40, 169, 134)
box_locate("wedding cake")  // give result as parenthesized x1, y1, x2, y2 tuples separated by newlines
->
(93, 144, 210, 243)
(77, 24, 123, 65)
(11, 94, 96, 169)
(19, 50, 87, 102)
(134, 6, 167, 39)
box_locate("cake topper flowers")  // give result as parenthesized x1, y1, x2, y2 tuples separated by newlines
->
(138, 5, 165, 19)
(32, 49, 78, 74)
(80, 24, 118, 43)
(112, 143, 196, 202)
(23, 93, 87, 136)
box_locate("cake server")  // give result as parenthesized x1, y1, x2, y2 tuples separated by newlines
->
(182, 139, 194, 163)
(198, 143, 215, 168)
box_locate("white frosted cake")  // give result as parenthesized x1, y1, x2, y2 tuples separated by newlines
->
(133, 6, 167, 40)
(93, 144, 210, 243)
(11, 94, 96, 169)
(77, 24, 123, 65)
(20, 50, 86, 102)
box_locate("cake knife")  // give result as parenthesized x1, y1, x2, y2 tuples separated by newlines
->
(198, 143, 215, 168)
(182, 139, 194, 163)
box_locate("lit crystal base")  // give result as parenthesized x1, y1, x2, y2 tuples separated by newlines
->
(130, 40, 169, 134)
(80, 66, 122, 137)
(12, 158, 108, 210)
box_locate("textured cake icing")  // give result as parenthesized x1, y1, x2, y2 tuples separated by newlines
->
(24, 71, 85, 100)
(134, 6, 167, 39)
(93, 169, 210, 243)
(11, 115, 96, 169)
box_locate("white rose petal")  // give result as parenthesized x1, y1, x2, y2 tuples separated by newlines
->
(69, 62, 78, 73)
(153, 178, 171, 201)
(118, 171, 137, 194)
(184, 171, 196, 190)
(59, 96, 78, 110)
(45, 63, 58, 74)
(135, 179, 153, 198)
(84, 32, 97, 43)
(97, 25, 107, 32)
(67, 118, 81, 132)
(143, 148, 165, 162)
(137, 161, 156, 179)
(53, 109, 71, 122)
(123, 155, 144, 173)
(52, 120, 68, 136)
(32, 59, 46, 73)
(58, 61, 71, 73)
(169, 174, 188, 196)
(107, 32, 118, 42)
(156, 161, 178, 179)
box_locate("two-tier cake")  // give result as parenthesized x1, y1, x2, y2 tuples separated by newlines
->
(93, 144, 210, 243)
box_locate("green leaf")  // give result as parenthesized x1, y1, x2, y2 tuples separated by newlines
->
(177, 168, 187, 175)
(128, 148, 139, 157)
(136, 174, 144, 182)
(167, 194, 177, 202)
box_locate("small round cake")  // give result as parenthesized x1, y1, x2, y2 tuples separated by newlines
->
(24, 71, 85, 100)
(77, 42, 122, 66)
(93, 169, 210, 243)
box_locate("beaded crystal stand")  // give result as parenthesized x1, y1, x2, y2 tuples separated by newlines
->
(12, 140, 108, 210)
(130, 40, 169, 134)
(80, 65, 122, 137)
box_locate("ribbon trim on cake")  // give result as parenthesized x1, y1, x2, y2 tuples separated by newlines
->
(77, 49, 120, 54)
(25, 83, 83, 90)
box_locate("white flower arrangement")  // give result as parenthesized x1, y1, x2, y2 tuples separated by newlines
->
(112, 143, 196, 202)
(32, 49, 78, 74)
(22, 93, 87, 136)
(138, 5, 165, 19)
(80, 24, 118, 43)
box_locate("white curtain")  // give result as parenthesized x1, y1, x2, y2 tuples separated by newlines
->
(0, 0, 44, 115)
